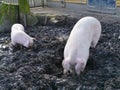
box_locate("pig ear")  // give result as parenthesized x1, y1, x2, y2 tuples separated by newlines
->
(75, 58, 85, 75)
(62, 59, 70, 74)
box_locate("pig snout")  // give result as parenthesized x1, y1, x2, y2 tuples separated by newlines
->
(29, 38, 37, 47)
(24, 40, 32, 48)
(62, 58, 86, 75)
(75, 58, 86, 75)
(22, 37, 34, 48)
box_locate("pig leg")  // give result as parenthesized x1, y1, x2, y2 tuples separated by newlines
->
(91, 41, 97, 48)
(91, 28, 101, 48)
(91, 37, 99, 48)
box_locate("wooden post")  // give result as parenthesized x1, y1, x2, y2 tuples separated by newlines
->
(61, 0, 66, 8)
(41, 0, 44, 8)
(23, 14, 27, 28)
(17, 5, 20, 23)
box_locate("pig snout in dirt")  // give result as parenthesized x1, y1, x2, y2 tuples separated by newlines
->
(62, 16, 101, 76)
(11, 24, 35, 48)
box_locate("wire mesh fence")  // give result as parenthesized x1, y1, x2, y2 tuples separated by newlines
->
(0, 0, 47, 7)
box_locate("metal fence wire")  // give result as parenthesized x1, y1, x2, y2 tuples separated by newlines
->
(0, 0, 47, 7)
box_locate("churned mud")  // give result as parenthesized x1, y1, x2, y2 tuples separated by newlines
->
(0, 20, 120, 90)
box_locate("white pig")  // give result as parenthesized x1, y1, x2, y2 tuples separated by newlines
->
(11, 24, 34, 48)
(62, 16, 101, 75)
(11, 23, 25, 32)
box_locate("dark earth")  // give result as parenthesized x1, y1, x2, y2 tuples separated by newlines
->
(0, 18, 120, 90)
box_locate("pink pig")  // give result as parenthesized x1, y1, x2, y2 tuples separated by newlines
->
(11, 24, 34, 48)
(62, 16, 101, 75)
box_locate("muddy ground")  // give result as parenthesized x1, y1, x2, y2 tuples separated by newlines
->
(0, 19, 120, 90)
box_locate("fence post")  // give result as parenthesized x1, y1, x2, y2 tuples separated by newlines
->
(41, 0, 44, 7)
(61, 0, 66, 8)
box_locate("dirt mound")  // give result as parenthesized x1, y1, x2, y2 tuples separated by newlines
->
(0, 21, 120, 90)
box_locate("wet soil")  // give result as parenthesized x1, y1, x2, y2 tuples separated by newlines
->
(0, 20, 120, 90)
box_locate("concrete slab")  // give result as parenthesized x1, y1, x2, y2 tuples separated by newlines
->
(30, 6, 120, 24)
